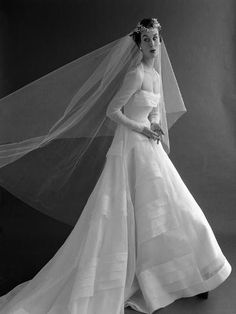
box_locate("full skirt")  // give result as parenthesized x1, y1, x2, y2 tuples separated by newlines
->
(0, 125, 232, 314)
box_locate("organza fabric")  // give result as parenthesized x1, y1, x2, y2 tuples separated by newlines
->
(0, 84, 231, 314)
(0, 34, 186, 225)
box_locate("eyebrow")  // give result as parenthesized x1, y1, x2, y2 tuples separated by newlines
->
(142, 33, 159, 38)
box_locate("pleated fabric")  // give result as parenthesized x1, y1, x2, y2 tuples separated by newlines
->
(0, 91, 231, 314)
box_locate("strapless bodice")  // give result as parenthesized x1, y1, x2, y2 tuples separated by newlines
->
(124, 89, 161, 126)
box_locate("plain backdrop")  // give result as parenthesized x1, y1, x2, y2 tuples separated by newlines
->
(0, 0, 235, 298)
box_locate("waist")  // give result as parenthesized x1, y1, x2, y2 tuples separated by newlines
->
(135, 118, 151, 127)
(124, 112, 151, 125)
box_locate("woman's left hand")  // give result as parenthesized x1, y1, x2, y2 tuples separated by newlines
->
(151, 123, 164, 139)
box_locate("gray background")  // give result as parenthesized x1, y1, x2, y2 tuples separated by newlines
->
(0, 0, 235, 312)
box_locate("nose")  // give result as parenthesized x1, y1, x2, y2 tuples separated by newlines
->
(149, 39, 155, 47)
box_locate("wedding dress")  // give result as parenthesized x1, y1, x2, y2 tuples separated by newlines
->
(0, 61, 231, 314)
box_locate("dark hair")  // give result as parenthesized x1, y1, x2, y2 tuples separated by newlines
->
(130, 18, 162, 47)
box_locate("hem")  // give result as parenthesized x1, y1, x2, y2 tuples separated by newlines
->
(125, 259, 232, 314)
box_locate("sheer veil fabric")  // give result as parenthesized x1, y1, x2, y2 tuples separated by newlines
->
(0, 28, 232, 314)
(0, 33, 186, 225)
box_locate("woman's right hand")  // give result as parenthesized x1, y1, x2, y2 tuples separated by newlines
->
(140, 126, 160, 143)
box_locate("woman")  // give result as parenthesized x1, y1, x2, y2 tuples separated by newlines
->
(0, 18, 232, 314)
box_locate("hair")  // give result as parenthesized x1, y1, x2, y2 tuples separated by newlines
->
(130, 18, 162, 47)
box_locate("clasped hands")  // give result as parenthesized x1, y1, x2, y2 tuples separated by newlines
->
(141, 122, 164, 143)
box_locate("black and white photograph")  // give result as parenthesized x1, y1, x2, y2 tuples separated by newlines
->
(0, 1, 235, 313)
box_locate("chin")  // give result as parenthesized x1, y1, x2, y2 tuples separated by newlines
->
(149, 54, 157, 59)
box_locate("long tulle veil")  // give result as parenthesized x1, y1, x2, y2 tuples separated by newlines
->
(0, 33, 186, 226)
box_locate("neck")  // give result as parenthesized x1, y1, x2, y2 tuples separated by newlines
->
(141, 56, 155, 69)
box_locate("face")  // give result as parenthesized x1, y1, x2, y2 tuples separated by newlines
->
(140, 28, 160, 59)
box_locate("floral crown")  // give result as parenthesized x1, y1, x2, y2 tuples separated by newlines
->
(133, 18, 161, 34)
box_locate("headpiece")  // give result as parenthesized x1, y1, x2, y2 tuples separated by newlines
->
(133, 18, 161, 34)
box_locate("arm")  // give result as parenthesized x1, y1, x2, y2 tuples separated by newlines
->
(106, 67, 144, 133)
(149, 107, 164, 136)
(148, 77, 164, 136)
(148, 107, 159, 125)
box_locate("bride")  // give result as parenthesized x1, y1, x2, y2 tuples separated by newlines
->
(0, 18, 232, 314)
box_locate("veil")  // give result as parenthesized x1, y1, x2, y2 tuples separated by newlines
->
(0, 33, 186, 226)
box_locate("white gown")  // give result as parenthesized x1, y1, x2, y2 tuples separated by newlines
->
(0, 64, 232, 314)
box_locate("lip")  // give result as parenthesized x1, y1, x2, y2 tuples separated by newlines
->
(150, 49, 156, 53)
